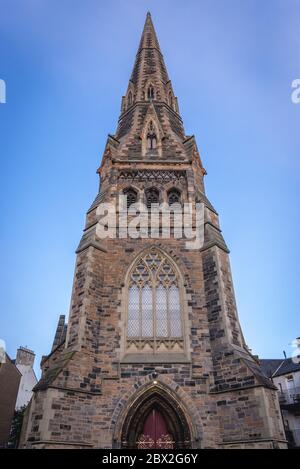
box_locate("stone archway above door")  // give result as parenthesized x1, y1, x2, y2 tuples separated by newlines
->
(120, 385, 193, 449)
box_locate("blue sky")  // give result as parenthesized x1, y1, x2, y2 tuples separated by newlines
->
(0, 0, 299, 375)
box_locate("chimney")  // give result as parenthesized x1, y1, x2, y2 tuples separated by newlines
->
(16, 346, 35, 367)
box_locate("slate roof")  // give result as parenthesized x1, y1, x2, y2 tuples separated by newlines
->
(273, 358, 300, 377)
(260, 358, 300, 378)
(260, 359, 284, 378)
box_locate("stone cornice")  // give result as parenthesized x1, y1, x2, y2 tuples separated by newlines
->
(112, 159, 190, 167)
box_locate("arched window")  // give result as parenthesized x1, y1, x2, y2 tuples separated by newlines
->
(124, 188, 137, 209)
(127, 91, 133, 107)
(168, 189, 181, 205)
(147, 133, 157, 150)
(146, 188, 159, 209)
(146, 121, 157, 150)
(168, 91, 173, 108)
(127, 249, 183, 343)
(147, 85, 155, 100)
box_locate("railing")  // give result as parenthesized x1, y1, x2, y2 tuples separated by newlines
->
(279, 386, 300, 406)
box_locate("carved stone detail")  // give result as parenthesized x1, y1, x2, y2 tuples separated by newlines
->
(118, 170, 186, 184)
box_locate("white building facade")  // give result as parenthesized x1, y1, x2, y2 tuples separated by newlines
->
(14, 347, 37, 410)
(261, 357, 300, 448)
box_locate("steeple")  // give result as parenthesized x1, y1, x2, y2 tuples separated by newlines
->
(128, 11, 170, 101)
(114, 12, 191, 162)
(137, 12, 162, 54)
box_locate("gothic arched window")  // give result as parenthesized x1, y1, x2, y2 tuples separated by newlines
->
(127, 249, 183, 342)
(147, 133, 157, 150)
(146, 188, 159, 209)
(147, 85, 155, 100)
(124, 188, 137, 209)
(146, 121, 157, 150)
(168, 189, 181, 205)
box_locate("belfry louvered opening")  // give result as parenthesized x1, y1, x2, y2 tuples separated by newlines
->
(146, 188, 159, 209)
(124, 188, 138, 208)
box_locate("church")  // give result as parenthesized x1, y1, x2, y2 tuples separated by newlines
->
(20, 13, 286, 449)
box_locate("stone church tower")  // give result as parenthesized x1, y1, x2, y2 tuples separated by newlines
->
(21, 13, 286, 449)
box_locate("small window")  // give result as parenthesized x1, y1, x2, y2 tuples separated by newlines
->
(147, 85, 155, 100)
(146, 188, 159, 209)
(168, 189, 181, 205)
(124, 189, 137, 209)
(146, 121, 157, 150)
(168, 91, 173, 107)
(147, 133, 157, 150)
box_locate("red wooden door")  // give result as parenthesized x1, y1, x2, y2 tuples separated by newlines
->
(137, 408, 174, 449)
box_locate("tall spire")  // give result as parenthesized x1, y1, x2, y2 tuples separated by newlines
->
(115, 12, 189, 162)
(137, 12, 162, 55)
(124, 12, 172, 108)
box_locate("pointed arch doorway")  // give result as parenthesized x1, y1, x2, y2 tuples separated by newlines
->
(120, 387, 192, 449)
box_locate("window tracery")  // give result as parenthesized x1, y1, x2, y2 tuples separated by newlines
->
(125, 249, 184, 355)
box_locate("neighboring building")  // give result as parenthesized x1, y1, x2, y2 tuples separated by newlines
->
(20, 13, 286, 449)
(261, 358, 300, 448)
(0, 354, 21, 447)
(14, 347, 37, 410)
(0, 346, 37, 447)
